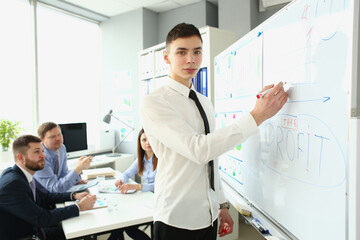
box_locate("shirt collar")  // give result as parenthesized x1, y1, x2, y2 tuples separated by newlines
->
(143, 154, 154, 162)
(17, 164, 33, 183)
(42, 143, 58, 158)
(166, 76, 196, 98)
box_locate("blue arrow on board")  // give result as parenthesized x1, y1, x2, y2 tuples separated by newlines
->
(287, 97, 330, 103)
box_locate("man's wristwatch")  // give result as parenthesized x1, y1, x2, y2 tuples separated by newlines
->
(219, 202, 230, 210)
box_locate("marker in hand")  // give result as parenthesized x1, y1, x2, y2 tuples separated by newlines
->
(218, 225, 230, 236)
(221, 226, 228, 233)
(256, 82, 287, 99)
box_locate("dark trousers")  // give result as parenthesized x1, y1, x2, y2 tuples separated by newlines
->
(153, 220, 218, 240)
(43, 226, 66, 240)
(108, 226, 150, 240)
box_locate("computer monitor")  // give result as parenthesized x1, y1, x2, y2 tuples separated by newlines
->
(59, 122, 88, 159)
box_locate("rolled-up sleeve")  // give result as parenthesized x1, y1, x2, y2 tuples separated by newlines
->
(34, 159, 80, 193)
(121, 159, 139, 183)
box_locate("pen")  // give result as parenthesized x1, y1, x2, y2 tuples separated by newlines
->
(256, 82, 287, 99)
(251, 218, 269, 234)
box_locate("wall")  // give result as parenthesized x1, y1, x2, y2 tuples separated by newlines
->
(255, 4, 285, 26)
(101, 9, 158, 156)
(218, 0, 251, 39)
(250, 0, 259, 30)
(218, 0, 286, 39)
(205, 2, 218, 29)
(157, 1, 217, 43)
(142, 8, 158, 49)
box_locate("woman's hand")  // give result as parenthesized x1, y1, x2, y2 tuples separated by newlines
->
(115, 179, 124, 188)
(119, 183, 139, 194)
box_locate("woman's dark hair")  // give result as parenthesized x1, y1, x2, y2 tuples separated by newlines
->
(137, 129, 158, 176)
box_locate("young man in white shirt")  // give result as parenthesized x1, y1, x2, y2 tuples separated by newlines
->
(141, 23, 288, 240)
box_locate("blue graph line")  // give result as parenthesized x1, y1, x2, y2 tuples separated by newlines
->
(225, 154, 243, 162)
(287, 97, 330, 103)
(219, 169, 243, 185)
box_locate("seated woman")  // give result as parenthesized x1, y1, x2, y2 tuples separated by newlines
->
(108, 128, 157, 240)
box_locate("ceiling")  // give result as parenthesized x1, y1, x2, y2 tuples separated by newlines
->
(61, 0, 218, 18)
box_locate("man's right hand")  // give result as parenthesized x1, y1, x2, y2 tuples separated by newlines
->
(74, 156, 92, 174)
(250, 82, 288, 126)
(76, 194, 96, 211)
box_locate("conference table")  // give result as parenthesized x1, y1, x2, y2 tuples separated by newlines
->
(57, 175, 154, 239)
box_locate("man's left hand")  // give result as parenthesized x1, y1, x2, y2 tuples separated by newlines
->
(218, 208, 234, 237)
(73, 192, 90, 200)
(77, 180, 88, 185)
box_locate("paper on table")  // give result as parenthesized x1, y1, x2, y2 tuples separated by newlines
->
(99, 185, 137, 194)
(64, 199, 107, 210)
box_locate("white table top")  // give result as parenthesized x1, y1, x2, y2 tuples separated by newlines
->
(67, 153, 133, 170)
(58, 178, 154, 239)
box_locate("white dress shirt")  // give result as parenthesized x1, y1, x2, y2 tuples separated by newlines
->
(141, 76, 258, 230)
(18, 165, 34, 185)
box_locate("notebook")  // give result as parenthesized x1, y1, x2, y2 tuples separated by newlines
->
(82, 167, 116, 179)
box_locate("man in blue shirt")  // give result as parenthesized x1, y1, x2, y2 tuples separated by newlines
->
(34, 122, 92, 193)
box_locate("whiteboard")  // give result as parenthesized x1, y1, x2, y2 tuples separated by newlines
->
(214, 0, 355, 239)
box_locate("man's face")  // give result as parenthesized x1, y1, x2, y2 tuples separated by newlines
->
(164, 36, 203, 85)
(24, 142, 45, 172)
(42, 127, 63, 151)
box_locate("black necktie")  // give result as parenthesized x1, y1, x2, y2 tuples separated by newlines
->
(189, 89, 215, 190)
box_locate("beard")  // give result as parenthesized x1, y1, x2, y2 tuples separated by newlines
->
(24, 158, 45, 171)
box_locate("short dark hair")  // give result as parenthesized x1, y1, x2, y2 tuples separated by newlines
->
(12, 135, 41, 161)
(38, 122, 60, 139)
(166, 23, 202, 50)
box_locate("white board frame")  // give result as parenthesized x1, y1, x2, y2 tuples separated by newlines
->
(217, 0, 360, 239)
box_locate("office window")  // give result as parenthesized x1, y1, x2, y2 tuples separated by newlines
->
(0, 0, 35, 133)
(37, 5, 101, 150)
